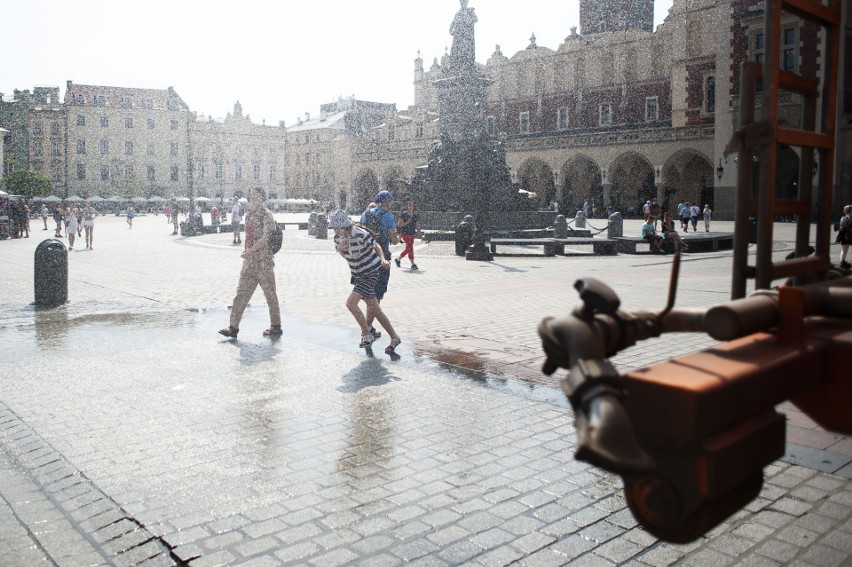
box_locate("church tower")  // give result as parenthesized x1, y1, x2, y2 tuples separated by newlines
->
(579, 0, 654, 35)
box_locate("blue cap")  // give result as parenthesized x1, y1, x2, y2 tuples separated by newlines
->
(374, 191, 394, 203)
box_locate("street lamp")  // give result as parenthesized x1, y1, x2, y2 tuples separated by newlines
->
(716, 159, 724, 181)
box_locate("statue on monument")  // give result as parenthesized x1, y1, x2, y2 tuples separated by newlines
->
(449, 0, 477, 73)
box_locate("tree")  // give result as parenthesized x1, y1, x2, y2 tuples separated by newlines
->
(110, 173, 145, 198)
(3, 170, 54, 200)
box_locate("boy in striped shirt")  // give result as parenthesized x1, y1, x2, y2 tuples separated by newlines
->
(329, 209, 401, 353)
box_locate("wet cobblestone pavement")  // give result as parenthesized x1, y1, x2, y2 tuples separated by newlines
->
(0, 215, 850, 565)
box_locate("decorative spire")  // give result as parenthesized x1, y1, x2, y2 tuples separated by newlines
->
(527, 33, 537, 49)
(493, 44, 503, 56)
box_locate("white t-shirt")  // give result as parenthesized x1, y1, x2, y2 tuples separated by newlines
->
(231, 203, 242, 223)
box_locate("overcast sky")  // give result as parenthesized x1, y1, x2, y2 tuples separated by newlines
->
(2, 0, 673, 127)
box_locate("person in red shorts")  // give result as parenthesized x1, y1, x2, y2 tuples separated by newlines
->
(394, 199, 422, 270)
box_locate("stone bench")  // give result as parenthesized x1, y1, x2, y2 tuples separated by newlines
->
(613, 233, 734, 254)
(489, 238, 557, 256)
(281, 222, 308, 231)
(554, 238, 618, 256)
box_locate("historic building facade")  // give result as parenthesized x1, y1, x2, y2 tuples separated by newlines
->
(350, 0, 851, 219)
(188, 101, 286, 200)
(62, 82, 192, 198)
(2, 0, 850, 216)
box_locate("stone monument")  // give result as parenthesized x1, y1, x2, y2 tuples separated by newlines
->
(412, 0, 533, 259)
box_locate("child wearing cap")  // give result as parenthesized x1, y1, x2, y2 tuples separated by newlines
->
(329, 209, 402, 354)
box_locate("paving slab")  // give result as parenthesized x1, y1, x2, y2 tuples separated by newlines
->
(0, 215, 850, 565)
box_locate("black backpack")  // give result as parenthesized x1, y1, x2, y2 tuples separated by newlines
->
(362, 209, 387, 239)
(268, 221, 282, 254)
(360, 209, 392, 259)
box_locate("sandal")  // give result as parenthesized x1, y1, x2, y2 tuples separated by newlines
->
(359, 334, 373, 348)
(263, 325, 283, 337)
(385, 337, 402, 355)
(218, 326, 239, 338)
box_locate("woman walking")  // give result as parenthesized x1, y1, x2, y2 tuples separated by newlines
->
(329, 209, 401, 354)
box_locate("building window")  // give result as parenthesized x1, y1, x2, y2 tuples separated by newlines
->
(519, 111, 530, 134)
(77, 115, 86, 126)
(557, 108, 569, 130)
(100, 139, 109, 155)
(143, 98, 153, 109)
(269, 165, 276, 181)
(77, 163, 86, 180)
(32, 122, 43, 135)
(33, 141, 43, 156)
(388, 127, 395, 141)
(235, 145, 243, 155)
(214, 163, 223, 181)
(645, 97, 658, 122)
(100, 116, 109, 128)
(198, 164, 205, 179)
(125, 117, 134, 129)
(705, 76, 716, 113)
(599, 104, 612, 126)
(52, 141, 61, 156)
(147, 141, 156, 156)
(170, 142, 178, 157)
(125, 164, 134, 175)
(125, 141, 134, 155)
(253, 164, 261, 181)
(236, 164, 243, 181)
(74, 94, 85, 104)
(52, 166, 62, 182)
(305, 153, 311, 166)
(252, 146, 260, 158)
(753, 32, 765, 64)
(96, 95, 106, 107)
(147, 118, 155, 129)
(76, 139, 86, 154)
(416, 122, 424, 138)
(170, 165, 179, 181)
(147, 165, 156, 182)
(51, 122, 60, 134)
(170, 119, 178, 130)
(101, 165, 109, 181)
(120, 96, 132, 108)
(782, 25, 797, 72)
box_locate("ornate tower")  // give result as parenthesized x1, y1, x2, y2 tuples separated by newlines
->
(579, 0, 655, 35)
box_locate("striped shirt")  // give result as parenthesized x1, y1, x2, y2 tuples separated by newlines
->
(334, 226, 382, 277)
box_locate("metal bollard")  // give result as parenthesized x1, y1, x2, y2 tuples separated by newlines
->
(607, 212, 623, 238)
(34, 239, 68, 308)
(554, 214, 568, 238)
(575, 210, 586, 228)
(315, 213, 328, 239)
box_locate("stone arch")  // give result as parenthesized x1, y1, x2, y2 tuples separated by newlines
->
(661, 150, 713, 212)
(353, 169, 379, 212)
(560, 155, 601, 215)
(609, 152, 656, 217)
(517, 157, 554, 209)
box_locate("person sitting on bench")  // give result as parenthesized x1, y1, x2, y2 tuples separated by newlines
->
(642, 216, 665, 253)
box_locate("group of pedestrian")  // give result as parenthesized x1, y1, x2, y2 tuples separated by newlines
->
(677, 201, 712, 232)
(0, 198, 30, 240)
(218, 188, 408, 356)
(48, 202, 100, 250)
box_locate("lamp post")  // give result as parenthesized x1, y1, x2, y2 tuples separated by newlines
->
(716, 159, 724, 181)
